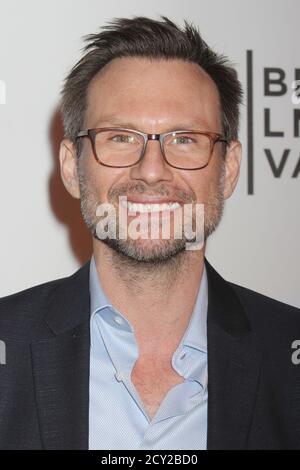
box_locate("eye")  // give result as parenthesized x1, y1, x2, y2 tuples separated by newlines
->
(111, 134, 135, 143)
(171, 135, 195, 144)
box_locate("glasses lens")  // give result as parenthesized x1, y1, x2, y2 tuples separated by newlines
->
(94, 130, 144, 167)
(163, 132, 212, 169)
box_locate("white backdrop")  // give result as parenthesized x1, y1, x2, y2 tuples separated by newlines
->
(0, 0, 299, 307)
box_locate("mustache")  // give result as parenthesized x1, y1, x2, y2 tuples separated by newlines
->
(108, 182, 196, 204)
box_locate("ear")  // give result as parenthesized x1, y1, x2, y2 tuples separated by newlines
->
(59, 139, 80, 199)
(222, 140, 242, 199)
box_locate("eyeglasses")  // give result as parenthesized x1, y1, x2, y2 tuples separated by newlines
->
(76, 127, 228, 170)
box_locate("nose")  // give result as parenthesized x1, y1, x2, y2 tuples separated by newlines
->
(129, 137, 173, 185)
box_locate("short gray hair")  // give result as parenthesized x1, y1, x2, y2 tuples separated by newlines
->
(60, 15, 243, 148)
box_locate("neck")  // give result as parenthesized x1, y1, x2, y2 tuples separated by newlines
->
(92, 240, 206, 358)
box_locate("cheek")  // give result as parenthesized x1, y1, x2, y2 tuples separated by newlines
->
(184, 163, 221, 203)
(182, 171, 212, 202)
(201, 156, 224, 198)
(78, 155, 103, 199)
(81, 158, 127, 202)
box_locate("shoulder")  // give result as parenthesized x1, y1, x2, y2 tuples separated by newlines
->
(0, 262, 90, 339)
(229, 281, 300, 336)
(205, 256, 300, 330)
(0, 274, 68, 314)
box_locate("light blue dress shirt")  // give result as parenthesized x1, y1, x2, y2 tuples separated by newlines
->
(89, 255, 208, 450)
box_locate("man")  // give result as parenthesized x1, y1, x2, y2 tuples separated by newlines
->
(0, 15, 299, 450)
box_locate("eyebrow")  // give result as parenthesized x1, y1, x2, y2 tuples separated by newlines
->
(93, 115, 208, 132)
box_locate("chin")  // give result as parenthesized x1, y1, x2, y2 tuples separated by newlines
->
(99, 236, 188, 264)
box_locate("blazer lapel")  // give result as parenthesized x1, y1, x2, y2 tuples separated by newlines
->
(31, 260, 91, 450)
(205, 258, 262, 449)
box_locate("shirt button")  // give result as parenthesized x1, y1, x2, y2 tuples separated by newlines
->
(115, 371, 124, 382)
(114, 316, 124, 325)
(180, 352, 186, 360)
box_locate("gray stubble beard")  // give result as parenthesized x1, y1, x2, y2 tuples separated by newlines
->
(77, 164, 225, 268)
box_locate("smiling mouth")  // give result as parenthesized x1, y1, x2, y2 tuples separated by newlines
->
(119, 199, 181, 213)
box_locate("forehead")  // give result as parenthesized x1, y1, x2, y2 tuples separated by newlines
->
(85, 57, 221, 131)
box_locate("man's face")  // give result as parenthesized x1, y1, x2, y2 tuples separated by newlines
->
(63, 57, 240, 263)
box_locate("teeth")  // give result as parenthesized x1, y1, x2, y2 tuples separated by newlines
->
(124, 201, 180, 213)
